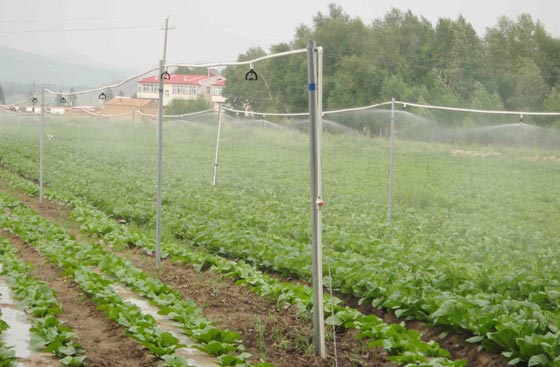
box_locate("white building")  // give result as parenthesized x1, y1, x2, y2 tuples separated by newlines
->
(136, 74, 226, 107)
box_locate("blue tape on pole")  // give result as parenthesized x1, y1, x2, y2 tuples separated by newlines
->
(308, 83, 316, 91)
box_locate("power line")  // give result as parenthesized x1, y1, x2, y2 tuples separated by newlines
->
(0, 14, 165, 24)
(0, 25, 161, 34)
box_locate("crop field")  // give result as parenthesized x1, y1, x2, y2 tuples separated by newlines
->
(0, 110, 558, 367)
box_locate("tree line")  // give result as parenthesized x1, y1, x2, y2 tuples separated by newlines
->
(223, 4, 560, 125)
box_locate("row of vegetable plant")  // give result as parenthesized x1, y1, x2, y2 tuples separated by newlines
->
(0, 191, 265, 367)
(0, 237, 85, 366)
(0, 166, 463, 366)
(0, 116, 558, 365)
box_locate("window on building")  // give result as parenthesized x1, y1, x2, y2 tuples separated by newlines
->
(171, 84, 198, 95)
(139, 83, 158, 93)
(212, 87, 223, 96)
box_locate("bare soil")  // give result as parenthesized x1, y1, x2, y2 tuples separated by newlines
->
(2, 231, 159, 367)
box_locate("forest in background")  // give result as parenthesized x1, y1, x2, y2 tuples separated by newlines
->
(223, 4, 560, 125)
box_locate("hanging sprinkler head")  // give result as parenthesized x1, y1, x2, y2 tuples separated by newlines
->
(245, 62, 258, 81)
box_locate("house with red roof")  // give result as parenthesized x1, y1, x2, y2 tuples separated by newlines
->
(136, 73, 226, 108)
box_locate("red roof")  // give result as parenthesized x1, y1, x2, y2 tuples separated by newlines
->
(138, 74, 209, 85)
(212, 79, 225, 87)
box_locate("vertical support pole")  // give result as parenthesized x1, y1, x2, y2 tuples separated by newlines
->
(17, 110, 21, 139)
(155, 60, 164, 269)
(129, 110, 136, 170)
(307, 40, 326, 358)
(212, 104, 223, 186)
(132, 109, 136, 138)
(388, 98, 396, 223)
(76, 120, 81, 157)
(39, 89, 45, 203)
(162, 17, 169, 66)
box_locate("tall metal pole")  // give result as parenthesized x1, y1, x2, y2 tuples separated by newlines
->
(387, 97, 396, 223)
(155, 60, 164, 269)
(162, 17, 170, 67)
(212, 104, 223, 186)
(76, 120, 81, 157)
(129, 109, 135, 170)
(17, 110, 21, 139)
(307, 40, 325, 358)
(39, 89, 45, 203)
(154, 16, 172, 270)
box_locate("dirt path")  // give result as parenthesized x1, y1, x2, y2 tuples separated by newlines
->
(2, 231, 159, 367)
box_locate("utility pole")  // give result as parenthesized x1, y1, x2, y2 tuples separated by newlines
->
(155, 16, 173, 270)
(161, 17, 174, 69)
(39, 89, 45, 203)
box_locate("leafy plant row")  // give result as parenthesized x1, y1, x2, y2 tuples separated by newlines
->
(1, 117, 557, 313)
(0, 169, 463, 366)
(170, 202, 560, 366)
(0, 120, 559, 365)
(0, 237, 85, 366)
(71, 202, 462, 367)
(0, 192, 264, 367)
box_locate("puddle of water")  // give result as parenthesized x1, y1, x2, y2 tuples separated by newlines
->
(1, 307, 32, 359)
(0, 283, 15, 304)
(111, 284, 219, 367)
(0, 271, 58, 367)
(0, 269, 33, 360)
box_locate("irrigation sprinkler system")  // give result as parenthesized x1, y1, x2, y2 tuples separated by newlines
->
(212, 104, 224, 186)
(217, 100, 560, 226)
(18, 37, 328, 357)
(5, 16, 560, 359)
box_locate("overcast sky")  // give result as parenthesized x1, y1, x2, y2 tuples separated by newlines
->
(1, 0, 559, 72)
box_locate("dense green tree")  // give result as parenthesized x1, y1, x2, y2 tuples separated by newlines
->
(368, 9, 434, 83)
(222, 3, 560, 123)
(327, 55, 386, 108)
(543, 87, 560, 126)
(469, 82, 505, 111)
(431, 16, 484, 99)
(164, 98, 210, 115)
(264, 43, 308, 113)
(306, 4, 369, 105)
(544, 87, 560, 111)
(222, 47, 271, 111)
(174, 66, 208, 75)
(507, 58, 548, 110)
(0, 84, 5, 104)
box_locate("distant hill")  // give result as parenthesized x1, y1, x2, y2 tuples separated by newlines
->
(0, 45, 132, 87)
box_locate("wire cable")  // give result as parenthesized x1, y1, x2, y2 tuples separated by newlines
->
(0, 25, 161, 34)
